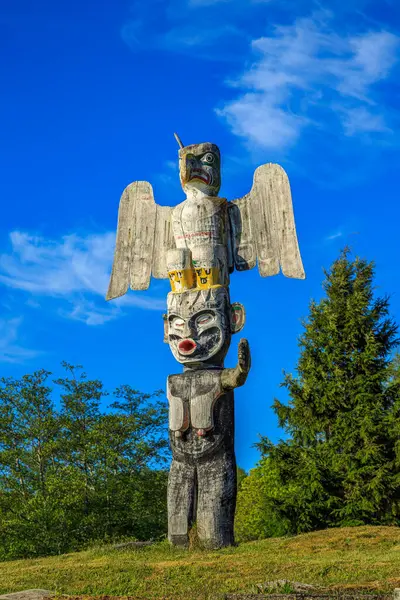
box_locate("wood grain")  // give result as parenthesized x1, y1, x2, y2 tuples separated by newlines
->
(153, 205, 174, 279)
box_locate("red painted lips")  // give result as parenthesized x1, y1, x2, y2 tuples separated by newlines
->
(178, 339, 197, 355)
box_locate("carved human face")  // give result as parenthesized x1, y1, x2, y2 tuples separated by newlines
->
(165, 288, 244, 366)
(179, 143, 221, 196)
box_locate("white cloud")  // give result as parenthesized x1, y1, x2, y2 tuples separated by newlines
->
(339, 107, 392, 136)
(0, 231, 165, 326)
(218, 12, 399, 149)
(0, 231, 113, 296)
(0, 317, 41, 363)
(216, 93, 307, 149)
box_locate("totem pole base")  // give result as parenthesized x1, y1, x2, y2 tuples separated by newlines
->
(167, 388, 237, 550)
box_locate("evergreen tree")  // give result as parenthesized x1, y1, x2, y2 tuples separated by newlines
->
(258, 249, 400, 532)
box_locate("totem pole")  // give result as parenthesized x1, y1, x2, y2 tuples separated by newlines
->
(106, 134, 305, 549)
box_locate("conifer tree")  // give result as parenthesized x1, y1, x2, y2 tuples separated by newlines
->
(258, 249, 400, 532)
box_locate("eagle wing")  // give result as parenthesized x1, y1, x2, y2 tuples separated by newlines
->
(106, 181, 174, 300)
(229, 163, 305, 279)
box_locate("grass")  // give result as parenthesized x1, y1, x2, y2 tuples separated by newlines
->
(0, 526, 400, 599)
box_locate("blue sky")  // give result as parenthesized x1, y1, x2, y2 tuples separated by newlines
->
(1, 0, 400, 471)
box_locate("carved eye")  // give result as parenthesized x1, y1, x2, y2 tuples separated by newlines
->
(203, 153, 214, 164)
(196, 313, 214, 327)
(172, 318, 185, 329)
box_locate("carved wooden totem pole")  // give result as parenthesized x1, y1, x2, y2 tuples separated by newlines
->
(106, 134, 305, 549)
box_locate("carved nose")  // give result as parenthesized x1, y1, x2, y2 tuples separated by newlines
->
(181, 322, 193, 338)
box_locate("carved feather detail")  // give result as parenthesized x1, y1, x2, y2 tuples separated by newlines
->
(106, 181, 173, 300)
(229, 163, 305, 279)
(106, 163, 305, 301)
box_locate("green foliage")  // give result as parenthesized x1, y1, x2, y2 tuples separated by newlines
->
(236, 466, 247, 491)
(0, 363, 169, 560)
(235, 458, 290, 542)
(256, 249, 400, 534)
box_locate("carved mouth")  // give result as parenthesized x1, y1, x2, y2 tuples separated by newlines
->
(189, 169, 210, 185)
(178, 339, 197, 355)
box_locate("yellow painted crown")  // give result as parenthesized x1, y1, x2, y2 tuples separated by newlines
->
(167, 248, 225, 293)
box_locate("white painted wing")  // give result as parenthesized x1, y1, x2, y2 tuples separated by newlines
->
(229, 163, 305, 279)
(106, 181, 174, 300)
(152, 204, 175, 279)
(229, 193, 257, 271)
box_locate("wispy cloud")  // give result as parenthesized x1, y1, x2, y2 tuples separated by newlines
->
(120, 0, 251, 59)
(121, 20, 244, 57)
(339, 107, 392, 136)
(0, 317, 41, 363)
(0, 231, 113, 296)
(217, 12, 399, 149)
(324, 227, 361, 243)
(326, 231, 344, 241)
(162, 24, 242, 50)
(0, 231, 165, 326)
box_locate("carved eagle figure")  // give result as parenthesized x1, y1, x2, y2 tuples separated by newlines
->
(106, 135, 305, 300)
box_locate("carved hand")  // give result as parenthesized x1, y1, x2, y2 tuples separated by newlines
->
(221, 338, 251, 391)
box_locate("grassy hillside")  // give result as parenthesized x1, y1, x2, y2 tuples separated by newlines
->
(0, 526, 400, 600)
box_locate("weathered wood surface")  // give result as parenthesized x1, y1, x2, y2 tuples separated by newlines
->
(257, 163, 304, 279)
(166, 286, 232, 366)
(152, 204, 174, 279)
(106, 181, 156, 298)
(167, 336, 250, 548)
(105, 139, 305, 552)
(229, 163, 305, 279)
(168, 371, 223, 433)
(106, 154, 305, 301)
(229, 194, 257, 271)
(221, 339, 251, 390)
(167, 376, 190, 432)
(168, 388, 236, 549)
(129, 183, 156, 290)
(106, 183, 176, 298)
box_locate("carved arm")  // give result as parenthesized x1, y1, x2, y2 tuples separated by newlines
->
(221, 338, 251, 391)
